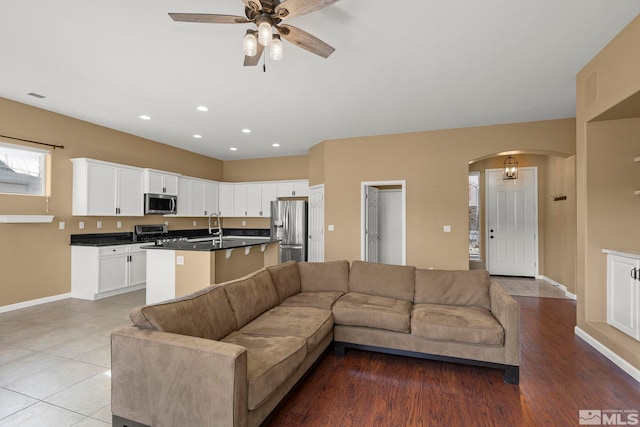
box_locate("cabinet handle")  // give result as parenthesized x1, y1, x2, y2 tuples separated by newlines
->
(632, 268, 638, 280)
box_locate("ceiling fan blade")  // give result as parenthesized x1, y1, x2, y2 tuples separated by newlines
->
(169, 13, 250, 24)
(277, 24, 335, 58)
(275, 0, 340, 19)
(244, 43, 265, 66)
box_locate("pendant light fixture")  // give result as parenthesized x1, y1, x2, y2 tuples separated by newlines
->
(503, 155, 518, 180)
(270, 34, 283, 61)
(243, 30, 258, 57)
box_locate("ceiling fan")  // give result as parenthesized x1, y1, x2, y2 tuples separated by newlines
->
(169, 0, 339, 66)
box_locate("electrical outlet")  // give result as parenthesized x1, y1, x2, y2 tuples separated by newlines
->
(97, 220, 102, 229)
(117, 221, 122, 229)
(79, 221, 84, 230)
(59, 222, 65, 230)
(164, 221, 169, 226)
(443, 225, 451, 233)
(328, 225, 335, 231)
(193, 221, 197, 226)
(242, 220, 246, 226)
(176, 256, 184, 265)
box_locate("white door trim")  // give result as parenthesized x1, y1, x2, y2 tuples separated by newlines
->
(484, 167, 539, 277)
(308, 184, 325, 262)
(361, 180, 406, 265)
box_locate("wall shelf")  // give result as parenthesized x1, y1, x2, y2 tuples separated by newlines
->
(0, 215, 54, 223)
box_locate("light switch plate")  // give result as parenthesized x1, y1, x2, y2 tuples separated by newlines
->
(328, 225, 335, 231)
(116, 221, 122, 229)
(59, 222, 65, 230)
(79, 221, 84, 229)
(443, 225, 451, 233)
(176, 256, 184, 265)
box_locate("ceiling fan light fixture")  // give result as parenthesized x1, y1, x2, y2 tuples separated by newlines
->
(257, 18, 273, 46)
(243, 30, 258, 57)
(270, 35, 283, 61)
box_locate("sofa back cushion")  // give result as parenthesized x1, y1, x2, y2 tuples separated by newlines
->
(129, 285, 237, 340)
(223, 269, 280, 328)
(298, 260, 350, 293)
(349, 261, 416, 302)
(266, 261, 301, 303)
(414, 269, 491, 310)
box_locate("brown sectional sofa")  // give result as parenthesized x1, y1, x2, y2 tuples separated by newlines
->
(111, 260, 520, 427)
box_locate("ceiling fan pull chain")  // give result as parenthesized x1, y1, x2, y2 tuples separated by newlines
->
(263, 52, 267, 73)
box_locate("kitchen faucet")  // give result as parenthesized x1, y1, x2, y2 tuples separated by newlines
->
(208, 212, 223, 245)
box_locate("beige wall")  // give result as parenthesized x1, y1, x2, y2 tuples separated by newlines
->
(0, 97, 223, 307)
(222, 156, 308, 182)
(311, 119, 575, 270)
(576, 14, 640, 371)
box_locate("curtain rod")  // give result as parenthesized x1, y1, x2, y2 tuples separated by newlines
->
(0, 133, 64, 150)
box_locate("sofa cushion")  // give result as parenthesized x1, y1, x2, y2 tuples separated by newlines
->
(221, 331, 307, 411)
(280, 291, 345, 310)
(266, 261, 301, 303)
(333, 292, 412, 333)
(414, 269, 491, 310)
(223, 269, 279, 328)
(412, 303, 504, 346)
(129, 285, 237, 340)
(349, 261, 416, 302)
(298, 260, 350, 293)
(239, 306, 333, 353)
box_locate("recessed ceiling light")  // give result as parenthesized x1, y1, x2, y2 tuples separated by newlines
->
(241, 128, 251, 134)
(139, 115, 151, 120)
(196, 106, 208, 112)
(272, 143, 280, 147)
(230, 147, 238, 151)
(193, 134, 202, 139)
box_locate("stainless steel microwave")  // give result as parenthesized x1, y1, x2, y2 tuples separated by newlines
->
(144, 193, 177, 215)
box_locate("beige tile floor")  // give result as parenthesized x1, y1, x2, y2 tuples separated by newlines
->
(0, 277, 569, 426)
(0, 290, 145, 426)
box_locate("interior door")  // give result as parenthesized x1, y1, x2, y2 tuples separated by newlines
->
(486, 168, 537, 277)
(308, 185, 325, 262)
(365, 186, 379, 263)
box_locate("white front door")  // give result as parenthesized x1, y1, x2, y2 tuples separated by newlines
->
(486, 167, 537, 277)
(365, 186, 380, 263)
(308, 185, 325, 262)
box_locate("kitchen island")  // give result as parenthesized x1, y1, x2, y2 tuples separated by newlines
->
(144, 237, 280, 304)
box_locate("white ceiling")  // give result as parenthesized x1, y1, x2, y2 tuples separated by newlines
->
(1, 1, 639, 161)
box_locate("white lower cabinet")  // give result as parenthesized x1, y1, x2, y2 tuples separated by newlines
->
(72, 244, 146, 300)
(604, 250, 640, 340)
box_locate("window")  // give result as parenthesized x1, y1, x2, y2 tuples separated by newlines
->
(469, 172, 480, 260)
(0, 142, 48, 196)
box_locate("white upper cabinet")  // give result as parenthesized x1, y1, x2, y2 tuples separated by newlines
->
(176, 177, 191, 216)
(261, 183, 277, 215)
(246, 183, 262, 217)
(144, 169, 179, 195)
(218, 183, 234, 217)
(234, 184, 249, 216)
(276, 180, 309, 197)
(72, 158, 144, 216)
(176, 177, 219, 217)
(203, 180, 219, 217)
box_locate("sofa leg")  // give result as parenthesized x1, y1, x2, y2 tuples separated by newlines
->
(504, 366, 519, 384)
(333, 342, 346, 357)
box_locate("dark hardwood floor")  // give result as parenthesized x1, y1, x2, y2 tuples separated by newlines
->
(265, 297, 640, 426)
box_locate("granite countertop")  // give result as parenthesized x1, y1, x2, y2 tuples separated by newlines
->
(143, 238, 279, 252)
(70, 228, 271, 247)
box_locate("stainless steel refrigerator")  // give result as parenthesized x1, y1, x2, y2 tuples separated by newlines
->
(270, 200, 307, 263)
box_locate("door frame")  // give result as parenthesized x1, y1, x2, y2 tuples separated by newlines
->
(484, 167, 539, 277)
(308, 184, 325, 262)
(361, 180, 406, 265)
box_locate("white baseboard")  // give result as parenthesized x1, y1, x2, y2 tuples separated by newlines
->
(539, 275, 577, 300)
(574, 326, 640, 384)
(0, 293, 71, 314)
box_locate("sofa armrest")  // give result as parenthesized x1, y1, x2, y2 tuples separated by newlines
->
(489, 282, 520, 366)
(111, 326, 248, 427)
